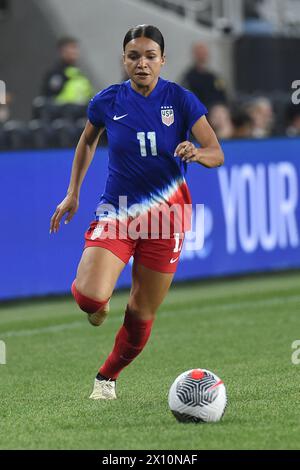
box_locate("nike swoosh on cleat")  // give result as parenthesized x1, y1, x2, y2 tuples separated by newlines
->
(113, 114, 128, 120)
(170, 257, 179, 264)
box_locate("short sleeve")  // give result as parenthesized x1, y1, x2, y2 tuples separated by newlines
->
(182, 89, 208, 131)
(87, 85, 119, 128)
(87, 95, 105, 127)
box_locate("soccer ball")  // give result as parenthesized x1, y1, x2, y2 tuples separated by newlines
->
(168, 368, 227, 423)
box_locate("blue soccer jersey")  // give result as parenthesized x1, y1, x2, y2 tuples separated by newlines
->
(87, 77, 207, 231)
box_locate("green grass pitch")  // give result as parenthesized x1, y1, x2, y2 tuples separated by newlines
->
(0, 271, 300, 450)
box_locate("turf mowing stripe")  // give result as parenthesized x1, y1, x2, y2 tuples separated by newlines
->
(0, 321, 85, 337)
(1, 293, 299, 338)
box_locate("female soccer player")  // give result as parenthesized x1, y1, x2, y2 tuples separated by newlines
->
(50, 25, 224, 400)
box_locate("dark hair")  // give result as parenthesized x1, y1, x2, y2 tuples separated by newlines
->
(286, 103, 300, 124)
(57, 37, 78, 49)
(231, 108, 252, 128)
(123, 25, 165, 55)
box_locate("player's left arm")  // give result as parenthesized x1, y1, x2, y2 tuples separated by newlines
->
(175, 115, 224, 168)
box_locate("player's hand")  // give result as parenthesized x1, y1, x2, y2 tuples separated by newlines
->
(50, 194, 79, 234)
(174, 141, 199, 163)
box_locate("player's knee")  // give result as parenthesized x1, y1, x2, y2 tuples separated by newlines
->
(126, 302, 156, 321)
(71, 280, 110, 314)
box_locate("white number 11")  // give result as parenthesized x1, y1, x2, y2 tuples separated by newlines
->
(137, 131, 157, 157)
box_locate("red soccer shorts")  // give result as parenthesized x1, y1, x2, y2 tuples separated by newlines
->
(84, 220, 185, 273)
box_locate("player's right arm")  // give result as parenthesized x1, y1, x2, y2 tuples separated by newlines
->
(50, 120, 105, 234)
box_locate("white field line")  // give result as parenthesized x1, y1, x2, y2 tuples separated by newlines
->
(1, 321, 85, 338)
(1, 294, 300, 339)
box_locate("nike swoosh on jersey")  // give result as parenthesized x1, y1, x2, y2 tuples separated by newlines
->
(170, 257, 179, 264)
(113, 114, 128, 121)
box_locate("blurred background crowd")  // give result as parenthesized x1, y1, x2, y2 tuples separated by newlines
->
(0, 0, 300, 150)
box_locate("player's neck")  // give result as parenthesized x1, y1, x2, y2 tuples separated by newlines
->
(130, 77, 159, 97)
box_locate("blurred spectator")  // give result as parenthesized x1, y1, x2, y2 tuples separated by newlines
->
(0, 92, 12, 123)
(40, 37, 94, 105)
(0, 93, 31, 151)
(208, 103, 233, 139)
(285, 104, 300, 137)
(231, 108, 253, 139)
(180, 42, 227, 109)
(245, 97, 274, 138)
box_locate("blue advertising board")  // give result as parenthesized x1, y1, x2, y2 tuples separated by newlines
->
(0, 138, 299, 300)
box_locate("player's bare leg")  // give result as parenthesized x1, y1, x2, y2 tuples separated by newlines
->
(97, 262, 174, 386)
(128, 261, 174, 321)
(72, 246, 126, 400)
(72, 246, 125, 326)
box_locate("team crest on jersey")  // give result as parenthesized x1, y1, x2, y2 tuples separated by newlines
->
(161, 106, 174, 127)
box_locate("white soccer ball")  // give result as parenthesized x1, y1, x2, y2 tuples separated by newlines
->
(168, 368, 227, 423)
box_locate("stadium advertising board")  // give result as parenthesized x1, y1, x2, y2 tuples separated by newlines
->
(177, 138, 300, 281)
(0, 138, 299, 299)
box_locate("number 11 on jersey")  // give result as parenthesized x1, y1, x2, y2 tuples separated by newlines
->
(137, 132, 157, 157)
